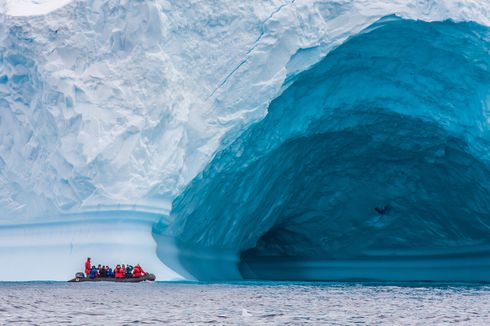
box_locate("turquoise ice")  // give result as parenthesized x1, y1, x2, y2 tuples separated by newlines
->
(159, 17, 490, 282)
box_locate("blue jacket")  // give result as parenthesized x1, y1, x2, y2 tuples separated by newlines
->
(89, 267, 97, 279)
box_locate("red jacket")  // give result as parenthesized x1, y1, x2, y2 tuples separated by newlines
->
(115, 267, 124, 278)
(85, 260, 91, 275)
(133, 266, 142, 278)
(133, 266, 146, 278)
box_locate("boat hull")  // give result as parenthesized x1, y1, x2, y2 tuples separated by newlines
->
(68, 273, 156, 282)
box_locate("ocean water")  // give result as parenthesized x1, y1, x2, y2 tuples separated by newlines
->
(1, 282, 490, 325)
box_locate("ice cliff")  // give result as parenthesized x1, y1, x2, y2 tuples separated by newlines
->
(0, 0, 489, 281)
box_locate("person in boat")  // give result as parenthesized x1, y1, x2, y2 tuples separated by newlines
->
(89, 266, 98, 279)
(114, 265, 125, 279)
(132, 264, 146, 278)
(85, 257, 91, 277)
(118, 265, 125, 278)
(99, 265, 107, 277)
(106, 265, 113, 278)
(125, 265, 133, 278)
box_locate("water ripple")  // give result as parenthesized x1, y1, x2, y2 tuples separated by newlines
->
(0, 282, 489, 325)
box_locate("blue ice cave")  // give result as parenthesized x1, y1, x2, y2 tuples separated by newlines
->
(155, 16, 490, 282)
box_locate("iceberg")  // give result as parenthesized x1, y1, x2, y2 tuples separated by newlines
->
(160, 17, 490, 282)
(0, 0, 489, 281)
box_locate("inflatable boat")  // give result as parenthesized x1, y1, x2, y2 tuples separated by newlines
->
(68, 273, 156, 282)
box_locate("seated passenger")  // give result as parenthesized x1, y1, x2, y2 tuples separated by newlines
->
(114, 265, 124, 279)
(106, 266, 113, 278)
(125, 265, 133, 278)
(99, 266, 107, 277)
(132, 264, 146, 278)
(89, 266, 98, 279)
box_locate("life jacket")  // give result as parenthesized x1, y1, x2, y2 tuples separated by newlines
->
(115, 267, 124, 278)
(133, 266, 142, 278)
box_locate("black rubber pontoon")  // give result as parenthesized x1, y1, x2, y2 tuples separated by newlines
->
(68, 273, 156, 282)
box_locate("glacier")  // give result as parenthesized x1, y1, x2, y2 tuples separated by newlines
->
(0, 0, 489, 281)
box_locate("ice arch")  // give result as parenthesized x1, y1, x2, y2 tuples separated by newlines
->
(156, 16, 490, 281)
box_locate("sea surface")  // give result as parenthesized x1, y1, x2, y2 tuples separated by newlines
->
(1, 281, 489, 325)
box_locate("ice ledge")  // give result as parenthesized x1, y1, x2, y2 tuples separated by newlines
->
(0, 209, 181, 281)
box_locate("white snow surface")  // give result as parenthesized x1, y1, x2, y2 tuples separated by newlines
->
(5, 0, 73, 17)
(0, 0, 489, 280)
